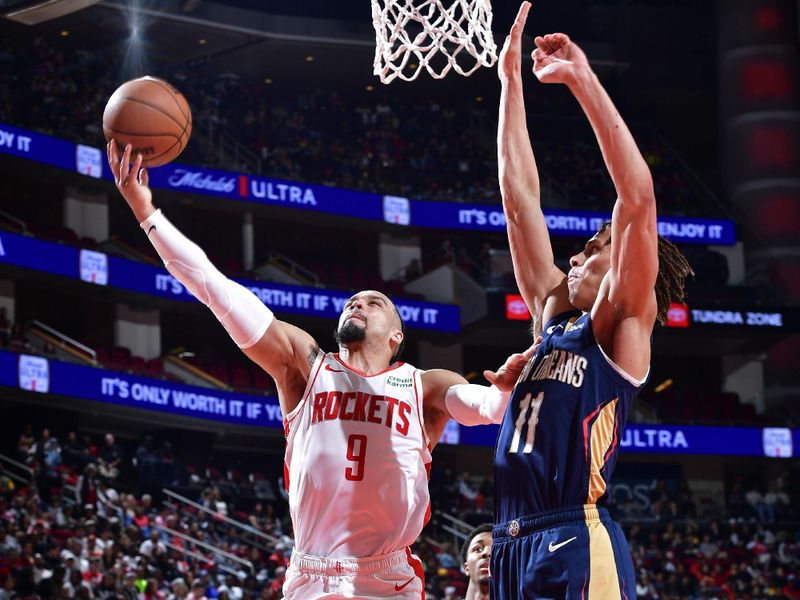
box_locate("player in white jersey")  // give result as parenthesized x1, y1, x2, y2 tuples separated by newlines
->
(108, 141, 535, 600)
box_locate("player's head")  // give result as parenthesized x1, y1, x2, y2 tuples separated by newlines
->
(567, 224, 612, 312)
(461, 523, 492, 588)
(568, 221, 694, 323)
(334, 290, 405, 363)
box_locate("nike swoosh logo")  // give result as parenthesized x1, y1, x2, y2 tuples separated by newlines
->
(394, 577, 415, 591)
(548, 536, 577, 552)
(546, 325, 556, 334)
(325, 364, 344, 373)
(147, 224, 157, 237)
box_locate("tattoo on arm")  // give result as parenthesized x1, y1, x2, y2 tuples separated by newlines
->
(307, 345, 320, 366)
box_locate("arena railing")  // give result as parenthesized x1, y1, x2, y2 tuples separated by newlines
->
(99, 235, 161, 266)
(163, 487, 283, 547)
(256, 251, 321, 287)
(208, 121, 263, 176)
(158, 524, 255, 574)
(0, 209, 27, 234)
(432, 511, 474, 549)
(163, 354, 232, 390)
(163, 538, 243, 578)
(0, 453, 34, 486)
(28, 320, 97, 365)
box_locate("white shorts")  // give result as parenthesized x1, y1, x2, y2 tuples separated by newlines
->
(282, 547, 425, 600)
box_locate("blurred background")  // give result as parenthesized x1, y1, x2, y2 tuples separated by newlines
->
(0, 0, 798, 598)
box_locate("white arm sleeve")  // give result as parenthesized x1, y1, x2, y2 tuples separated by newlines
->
(444, 384, 511, 426)
(140, 209, 273, 349)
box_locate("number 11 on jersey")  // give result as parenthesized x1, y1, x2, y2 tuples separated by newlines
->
(345, 434, 368, 481)
(509, 392, 544, 454)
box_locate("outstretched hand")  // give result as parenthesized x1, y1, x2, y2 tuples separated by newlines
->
(498, 2, 531, 83)
(532, 33, 590, 85)
(107, 140, 156, 222)
(484, 336, 542, 392)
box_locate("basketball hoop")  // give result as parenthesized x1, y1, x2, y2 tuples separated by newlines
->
(371, 0, 497, 84)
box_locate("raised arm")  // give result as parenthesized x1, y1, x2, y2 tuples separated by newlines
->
(532, 34, 658, 374)
(422, 342, 538, 447)
(107, 142, 317, 415)
(498, 2, 572, 336)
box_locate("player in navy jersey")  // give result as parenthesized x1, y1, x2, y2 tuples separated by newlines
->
(493, 3, 694, 599)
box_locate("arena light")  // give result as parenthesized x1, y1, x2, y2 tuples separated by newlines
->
(654, 379, 673, 394)
(118, 0, 152, 82)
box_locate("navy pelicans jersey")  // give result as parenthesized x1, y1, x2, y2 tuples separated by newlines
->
(494, 311, 648, 523)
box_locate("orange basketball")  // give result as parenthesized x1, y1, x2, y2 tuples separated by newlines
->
(102, 76, 192, 168)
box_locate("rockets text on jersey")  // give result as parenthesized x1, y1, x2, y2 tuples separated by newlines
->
(283, 352, 432, 558)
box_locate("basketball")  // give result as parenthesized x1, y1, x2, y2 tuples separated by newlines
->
(102, 76, 192, 168)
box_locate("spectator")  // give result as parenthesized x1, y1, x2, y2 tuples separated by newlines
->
(745, 486, 775, 523)
(95, 571, 118, 599)
(135, 435, 157, 487)
(765, 479, 791, 522)
(139, 529, 167, 559)
(144, 577, 165, 600)
(120, 571, 140, 600)
(62, 431, 88, 471)
(0, 307, 11, 347)
(10, 323, 32, 353)
(17, 423, 34, 461)
(0, 575, 14, 600)
(36, 565, 65, 598)
(36, 428, 62, 470)
(98, 433, 123, 481)
(190, 578, 208, 600)
(217, 574, 244, 600)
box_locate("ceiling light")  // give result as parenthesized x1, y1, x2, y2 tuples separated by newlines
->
(365, 85, 374, 92)
(60, 30, 69, 37)
(654, 378, 673, 393)
(198, 38, 207, 45)
(264, 78, 273, 84)
(305, 55, 315, 62)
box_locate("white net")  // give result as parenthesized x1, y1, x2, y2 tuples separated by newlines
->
(371, 0, 497, 84)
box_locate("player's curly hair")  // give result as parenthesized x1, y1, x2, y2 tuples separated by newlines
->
(597, 221, 694, 325)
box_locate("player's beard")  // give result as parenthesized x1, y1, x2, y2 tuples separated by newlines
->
(334, 320, 366, 346)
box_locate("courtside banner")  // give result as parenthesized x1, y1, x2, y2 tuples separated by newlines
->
(1, 351, 282, 427)
(3, 348, 797, 453)
(452, 422, 799, 458)
(0, 231, 460, 333)
(0, 122, 736, 245)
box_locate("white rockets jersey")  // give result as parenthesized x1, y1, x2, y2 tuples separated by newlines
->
(282, 352, 432, 559)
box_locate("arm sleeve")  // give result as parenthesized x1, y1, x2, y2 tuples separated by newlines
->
(444, 384, 511, 426)
(140, 209, 273, 349)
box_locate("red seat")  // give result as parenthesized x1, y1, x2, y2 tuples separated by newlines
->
(208, 364, 230, 384)
(129, 355, 146, 373)
(145, 358, 164, 375)
(95, 347, 109, 365)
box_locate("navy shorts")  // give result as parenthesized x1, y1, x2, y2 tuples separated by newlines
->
(491, 505, 635, 600)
